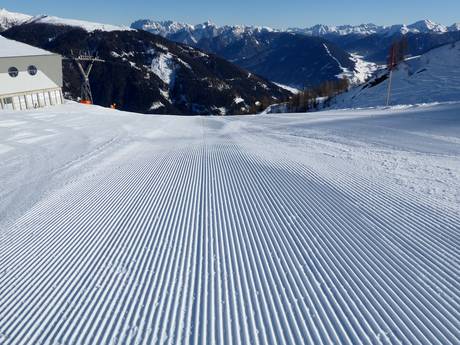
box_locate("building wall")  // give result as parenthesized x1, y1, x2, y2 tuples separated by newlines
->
(0, 53, 64, 111)
(0, 54, 62, 87)
(0, 88, 63, 110)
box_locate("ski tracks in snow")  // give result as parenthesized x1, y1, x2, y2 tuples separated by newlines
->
(0, 105, 459, 345)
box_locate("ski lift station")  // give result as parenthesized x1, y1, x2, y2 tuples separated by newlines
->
(0, 35, 63, 110)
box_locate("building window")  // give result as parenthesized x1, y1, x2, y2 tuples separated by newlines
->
(28, 65, 38, 76)
(8, 67, 19, 77)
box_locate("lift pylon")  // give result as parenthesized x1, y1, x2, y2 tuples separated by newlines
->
(69, 50, 105, 104)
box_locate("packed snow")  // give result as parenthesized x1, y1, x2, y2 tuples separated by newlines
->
(0, 101, 459, 344)
(333, 41, 460, 108)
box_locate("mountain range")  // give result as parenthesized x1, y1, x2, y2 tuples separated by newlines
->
(132, 18, 460, 85)
(131, 19, 460, 41)
(289, 19, 460, 36)
(1, 8, 460, 114)
(2, 20, 289, 115)
(132, 20, 367, 88)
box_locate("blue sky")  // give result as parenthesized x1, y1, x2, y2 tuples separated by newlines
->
(2, 0, 460, 28)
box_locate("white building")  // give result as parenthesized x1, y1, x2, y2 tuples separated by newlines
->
(0, 35, 63, 110)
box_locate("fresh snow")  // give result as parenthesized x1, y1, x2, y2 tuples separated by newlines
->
(0, 101, 459, 344)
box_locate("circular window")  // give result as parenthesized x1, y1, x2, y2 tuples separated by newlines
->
(8, 67, 19, 78)
(28, 65, 38, 76)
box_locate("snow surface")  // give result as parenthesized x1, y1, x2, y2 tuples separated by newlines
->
(274, 83, 300, 94)
(322, 44, 377, 85)
(333, 41, 460, 108)
(348, 53, 379, 84)
(0, 102, 459, 344)
(0, 35, 54, 58)
(0, 8, 32, 30)
(27, 15, 133, 32)
(233, 96, 245, 104)
(150, 52, 176, 86)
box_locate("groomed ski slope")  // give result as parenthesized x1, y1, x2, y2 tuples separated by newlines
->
(0, 103, 459, 345)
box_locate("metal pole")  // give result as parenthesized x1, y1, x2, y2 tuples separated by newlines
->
(386, 69, 393, 107)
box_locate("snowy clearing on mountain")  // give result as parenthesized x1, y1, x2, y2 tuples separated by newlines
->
(0, 102, 459, 345)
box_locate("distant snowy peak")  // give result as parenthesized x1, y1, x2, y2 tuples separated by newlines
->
(291, 19, 457, 36)
(290, 23, 382, 36)
(27, 15, 133, 32)
(0, 8, 32, 31)
(131, 20, 194, 36)
(386, 20, 448, 35)
(449, 23, 460, 31)
(134, 18, 460, 41)
(407, 19, 447, 33)
(131, 19, 276, 43)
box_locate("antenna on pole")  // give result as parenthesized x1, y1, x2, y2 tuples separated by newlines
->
(69, 50, 105, 104)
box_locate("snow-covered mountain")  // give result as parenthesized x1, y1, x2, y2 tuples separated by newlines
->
(449, 23, 460, 31)
(290, 19, 458, 37)
(133, 18, 460, 87)
(0, 8, 132, 32)
(0, 8, 32, 31)
(132, 19, 276, 46)
(133, 20, 361, 88)
(26, 15, 133, 32)
(134, 19, 460, 40)
(331, 41, 460, 108)
(289, 23, 384, 36)
(4, 22, 289, 115)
